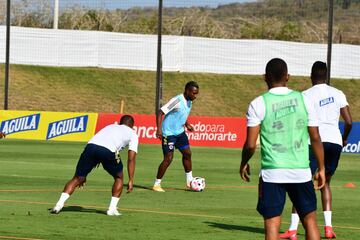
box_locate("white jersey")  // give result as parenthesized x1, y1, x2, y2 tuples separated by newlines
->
(246, 87, 318, 183)
(302, 83, 348, 146)
(88, 124, 139, 153)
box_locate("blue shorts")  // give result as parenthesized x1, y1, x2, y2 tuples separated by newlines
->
(257, 178, 317, 218)
(75, 144, 123, 178)
(162, 132, 190, 154)
(309, 142, 342, 176)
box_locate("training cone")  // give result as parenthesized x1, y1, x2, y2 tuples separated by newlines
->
(344, 182, 356, 188)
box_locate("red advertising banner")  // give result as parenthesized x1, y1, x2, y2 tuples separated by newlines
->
(96, 114, 247, 148)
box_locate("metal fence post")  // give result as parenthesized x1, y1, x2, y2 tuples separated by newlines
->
(155, 0, 163, 114)
(4, 0, 11, 110)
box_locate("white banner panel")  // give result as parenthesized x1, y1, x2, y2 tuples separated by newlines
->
(0, 26, 359, 78)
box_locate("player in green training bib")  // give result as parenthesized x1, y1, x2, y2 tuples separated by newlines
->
(240, 58, 326, 240)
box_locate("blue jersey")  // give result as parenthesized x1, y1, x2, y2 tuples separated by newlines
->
(161, 94, 192, 136)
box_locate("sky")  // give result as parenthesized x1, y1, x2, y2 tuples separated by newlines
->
(60, 0, 257, 9)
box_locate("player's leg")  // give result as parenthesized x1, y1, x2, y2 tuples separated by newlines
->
(101, 146, 125, 216)
(281, 145, 318, 238)
(300, 211, 320, 240)
(176, 132, 193, 187)
(257, 178, 286, 240)
(279, 206, 299, 239)
(153, 136, 175, 192)
(264, 216, 282, 240)
(322, 142, 342, 238)
(51, 144, 97, 214)
(287, 181, 320, 240)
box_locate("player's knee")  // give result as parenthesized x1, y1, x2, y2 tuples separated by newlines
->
(182, 151, 191, 160)
(75, 176, 86, 184)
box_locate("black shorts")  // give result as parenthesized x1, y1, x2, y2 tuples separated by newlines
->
(75, 144, 123, 178)
(257, 178, 317, 219)
(309, 142, 342, 176)
(162, 132, 190, 154)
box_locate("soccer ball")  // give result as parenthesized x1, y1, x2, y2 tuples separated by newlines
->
(190, 177, 205, 192)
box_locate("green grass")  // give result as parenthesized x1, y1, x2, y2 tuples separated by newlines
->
(0, 139, 359, 240)
(0, 64, 359, 120)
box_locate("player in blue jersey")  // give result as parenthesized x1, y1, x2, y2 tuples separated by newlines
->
(152, 81, 199, 192)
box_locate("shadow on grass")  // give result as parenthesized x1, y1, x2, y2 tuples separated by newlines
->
(132, 184, 191, 192)
(204, 221, 264, 234)
(49, 206, 106, 215)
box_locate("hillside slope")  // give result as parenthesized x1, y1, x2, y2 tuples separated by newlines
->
(0, 64, 359, 120)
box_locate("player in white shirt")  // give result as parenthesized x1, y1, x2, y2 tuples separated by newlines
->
(280, 61, 353, 239)
(240, 58, 325, 240)
(50, 115, 139, 216)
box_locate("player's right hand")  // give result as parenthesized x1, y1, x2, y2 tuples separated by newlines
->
(0, 132, 6, 139)
(155, 129, 162, 140)
(240, 163, 251, 182)
(127, 180, 134, 193)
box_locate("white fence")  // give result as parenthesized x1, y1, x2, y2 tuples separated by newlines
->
(0, 26, 359, 78)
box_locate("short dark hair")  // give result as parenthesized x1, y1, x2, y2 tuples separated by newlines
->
(265, 58, 288, 82)
(185, 81, 199, 91)
(311, 61, 327, 81)
(120, 115, 134, 125)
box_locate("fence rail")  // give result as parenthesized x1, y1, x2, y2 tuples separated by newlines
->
(0, 26, 359, 78)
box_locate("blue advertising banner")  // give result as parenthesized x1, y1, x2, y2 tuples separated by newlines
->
(340, 122, 360, 154)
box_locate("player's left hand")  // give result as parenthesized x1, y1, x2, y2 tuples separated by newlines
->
(240, 163, 251, 182)
(127, 180, 134, 193)
(186, 124, 194, 132)
(314, 169, 325, 190)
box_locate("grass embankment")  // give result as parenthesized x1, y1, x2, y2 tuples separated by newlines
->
(0, 64, 359, 119)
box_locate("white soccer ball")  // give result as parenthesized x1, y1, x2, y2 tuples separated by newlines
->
(190, 177, 205, 192)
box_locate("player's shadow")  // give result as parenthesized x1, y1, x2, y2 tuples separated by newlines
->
(132, 184, 189, 192)
(50, 206, 106, 215)
(204, 221, 264, 234)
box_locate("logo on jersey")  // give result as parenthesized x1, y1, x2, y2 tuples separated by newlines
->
(47, 115, 88, 139)
(272, 121, 284, 130)
(319, 97, 334, 107)
(0, 114, 40, 135)
(272, 98, 298, 119)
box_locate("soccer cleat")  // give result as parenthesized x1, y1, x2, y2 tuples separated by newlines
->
(324, 226, 336, 239)
(152, 185, 165, 192)
(279, 230, 298, 240)
(50, 204, 63, 214)
(106, 208, 122, 216)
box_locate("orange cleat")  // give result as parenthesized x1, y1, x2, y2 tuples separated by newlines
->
(279, 230, 297, 240)
(324, 226, 336, 239)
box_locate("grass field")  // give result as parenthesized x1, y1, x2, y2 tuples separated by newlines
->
(0, 139, 359, 240)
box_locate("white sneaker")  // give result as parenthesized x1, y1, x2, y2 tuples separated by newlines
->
(50, 204, 63, 214)
(107, 208, 122, 216)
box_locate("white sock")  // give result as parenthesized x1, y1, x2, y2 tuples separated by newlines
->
(289, 213, 300, 231)
(324, 211, 332, 227)
(185, 171, 193, 185)
(109, 196, 120, 210)
(154, 179, 162, 186)
(56, 192, 70, 206)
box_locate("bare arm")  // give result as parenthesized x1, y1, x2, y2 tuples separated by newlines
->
(126, 150, 137, 193)
(308, 126, 325, 189)
(340, 106, 353, 146)
(156, 109, 165, 139)
(240, 125, 260, 182)
(0, 132, 5, 139)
